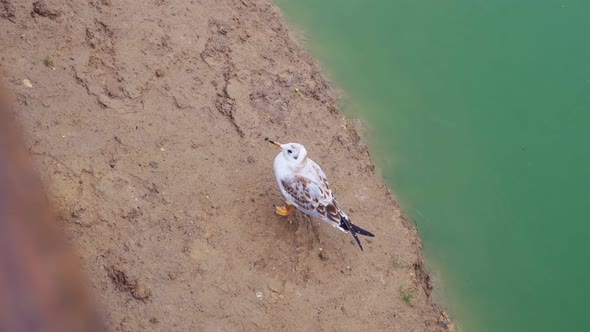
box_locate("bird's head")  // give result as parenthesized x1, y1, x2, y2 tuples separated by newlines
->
(268, 140, 307, 164)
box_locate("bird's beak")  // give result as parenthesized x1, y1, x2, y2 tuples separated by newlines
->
(268, 140, 281, 148)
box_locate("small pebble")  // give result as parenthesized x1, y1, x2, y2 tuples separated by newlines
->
(255, 291, 263, 299)
(132, 284, 152, 300)
(149, 161, 158, 168)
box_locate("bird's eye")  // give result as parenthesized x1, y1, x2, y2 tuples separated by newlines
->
(287, 149, 292, 154)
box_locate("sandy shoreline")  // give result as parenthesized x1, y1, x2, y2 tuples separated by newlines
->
(1, 0, 450, 330)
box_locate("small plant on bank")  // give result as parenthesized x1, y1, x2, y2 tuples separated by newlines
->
(43, 56, 54, 67)
(400, 284, 416, 306)
(391, 256, 405, 269)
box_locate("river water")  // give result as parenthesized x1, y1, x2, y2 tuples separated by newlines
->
(275, 1, 590, 331)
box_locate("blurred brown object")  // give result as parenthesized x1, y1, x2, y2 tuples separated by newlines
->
(0, 82, 104, 332)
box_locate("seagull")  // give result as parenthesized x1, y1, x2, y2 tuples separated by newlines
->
(268, 139, 375, 251)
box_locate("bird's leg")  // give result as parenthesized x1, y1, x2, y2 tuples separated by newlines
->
(275, 201, 295, 216)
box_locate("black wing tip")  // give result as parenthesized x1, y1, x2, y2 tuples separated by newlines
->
(339, 217, 375, 238)
(340, 216, 369, 252)
(352, 231, 364, 251)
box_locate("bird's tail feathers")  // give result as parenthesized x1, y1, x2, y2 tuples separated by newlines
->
(339, 217, 375, 237)
(339, 216, 375, 251)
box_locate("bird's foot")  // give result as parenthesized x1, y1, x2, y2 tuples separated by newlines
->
(275, 202, 294, 216)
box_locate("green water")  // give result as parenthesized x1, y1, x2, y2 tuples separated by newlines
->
(275, 1, 590, 331)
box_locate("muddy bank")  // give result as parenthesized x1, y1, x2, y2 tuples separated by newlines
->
(0, 0, 450, 330)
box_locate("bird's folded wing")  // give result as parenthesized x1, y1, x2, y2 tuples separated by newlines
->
(281, 175, 343, 225)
